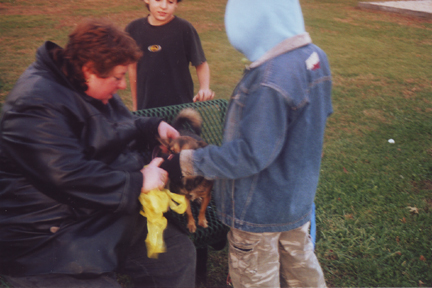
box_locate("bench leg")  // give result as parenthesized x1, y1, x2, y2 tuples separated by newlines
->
(196, 246, 208, 286)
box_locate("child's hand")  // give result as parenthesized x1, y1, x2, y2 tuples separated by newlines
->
(193, 89, 215, 102)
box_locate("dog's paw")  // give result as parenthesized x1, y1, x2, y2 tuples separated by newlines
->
(187, 222, 197, 233)
(198, 217, 208, 228)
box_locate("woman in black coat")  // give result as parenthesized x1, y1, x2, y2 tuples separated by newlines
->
(0, 19, 195, 287)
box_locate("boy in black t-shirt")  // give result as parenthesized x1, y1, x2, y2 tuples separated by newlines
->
(126, 0, 215, 110)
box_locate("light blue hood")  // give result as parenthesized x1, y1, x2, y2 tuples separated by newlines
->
(225, 0, 306, 62)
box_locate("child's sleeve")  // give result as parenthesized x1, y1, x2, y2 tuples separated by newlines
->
(184, 22, 207, 67)
(186, 86, 290, 179)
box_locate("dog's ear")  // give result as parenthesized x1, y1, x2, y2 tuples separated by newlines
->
(157, 136, 171, 148)
(197, 140, 208, 148)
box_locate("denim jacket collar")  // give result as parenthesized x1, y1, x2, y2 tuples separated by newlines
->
(248, 33, 312, 69)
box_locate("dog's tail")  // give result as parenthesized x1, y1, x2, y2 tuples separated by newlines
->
(172, 108, 202, 135)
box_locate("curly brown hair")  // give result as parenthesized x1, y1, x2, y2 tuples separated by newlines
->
(58, 18, 142, 91)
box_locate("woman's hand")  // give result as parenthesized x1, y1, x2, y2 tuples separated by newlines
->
(157, 121, 180, 154)
(158, 121, 179, 141)
(141, 158, 168, 193)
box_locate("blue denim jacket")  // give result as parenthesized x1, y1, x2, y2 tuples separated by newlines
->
(181, 33, 332, 233)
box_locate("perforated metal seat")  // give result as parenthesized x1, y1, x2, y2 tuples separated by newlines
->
(133, 99, 230, 249)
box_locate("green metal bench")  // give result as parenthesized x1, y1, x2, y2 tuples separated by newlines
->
(133, 99, 230, 249)
(133, 99, 230, 285)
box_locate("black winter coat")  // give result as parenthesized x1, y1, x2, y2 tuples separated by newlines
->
(0, 42, 161, 276)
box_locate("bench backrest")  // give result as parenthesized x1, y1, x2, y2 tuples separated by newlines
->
(133, 99, 229, 145)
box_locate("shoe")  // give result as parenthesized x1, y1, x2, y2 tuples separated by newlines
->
(226, 274, 233, 287)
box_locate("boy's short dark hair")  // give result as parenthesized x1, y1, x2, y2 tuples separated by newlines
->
(145, 0, 182, 11)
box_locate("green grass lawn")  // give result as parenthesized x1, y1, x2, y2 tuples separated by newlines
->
(0, 0, 431, 287)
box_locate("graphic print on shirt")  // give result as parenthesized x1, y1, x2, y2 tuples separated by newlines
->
(148, 45, 162, 52)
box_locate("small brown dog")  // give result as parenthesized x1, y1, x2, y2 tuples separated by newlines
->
(159, 108, 213, 233)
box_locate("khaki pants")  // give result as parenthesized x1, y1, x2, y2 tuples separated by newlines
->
(228, 222, 326, 288)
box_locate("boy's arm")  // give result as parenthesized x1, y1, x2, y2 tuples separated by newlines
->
(128, 63, 138, 111)
(182, 86, 290, 180)
(193, 62, 215, 102)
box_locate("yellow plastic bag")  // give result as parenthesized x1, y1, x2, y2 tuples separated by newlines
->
(139, 189, 187, 258)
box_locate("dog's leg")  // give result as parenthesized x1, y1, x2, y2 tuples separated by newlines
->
(197, 188, 212, 229)
(185, 198, 197, 233)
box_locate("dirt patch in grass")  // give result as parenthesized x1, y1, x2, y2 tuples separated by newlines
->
(426, 198, 432, 212)
(351, 6, 432, 27)
(362, 109, 393, 124)
(0, 0, 223, 33)
(0, 1, 76, 16)
(0, 1, 138, 29)
(332, 74, 388, 88)
(413, 180, 432, 190)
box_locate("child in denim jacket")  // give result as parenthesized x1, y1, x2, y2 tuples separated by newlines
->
(162, 0, 332, 286)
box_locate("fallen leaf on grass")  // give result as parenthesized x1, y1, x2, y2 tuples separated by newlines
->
(419, 255, 426, 262)
(343, 167, 349, 173)
(406, 206, 419, 214)
(400, 217, 406, 223)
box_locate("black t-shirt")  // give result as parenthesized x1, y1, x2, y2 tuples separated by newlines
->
(126, 16, 206, 109)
